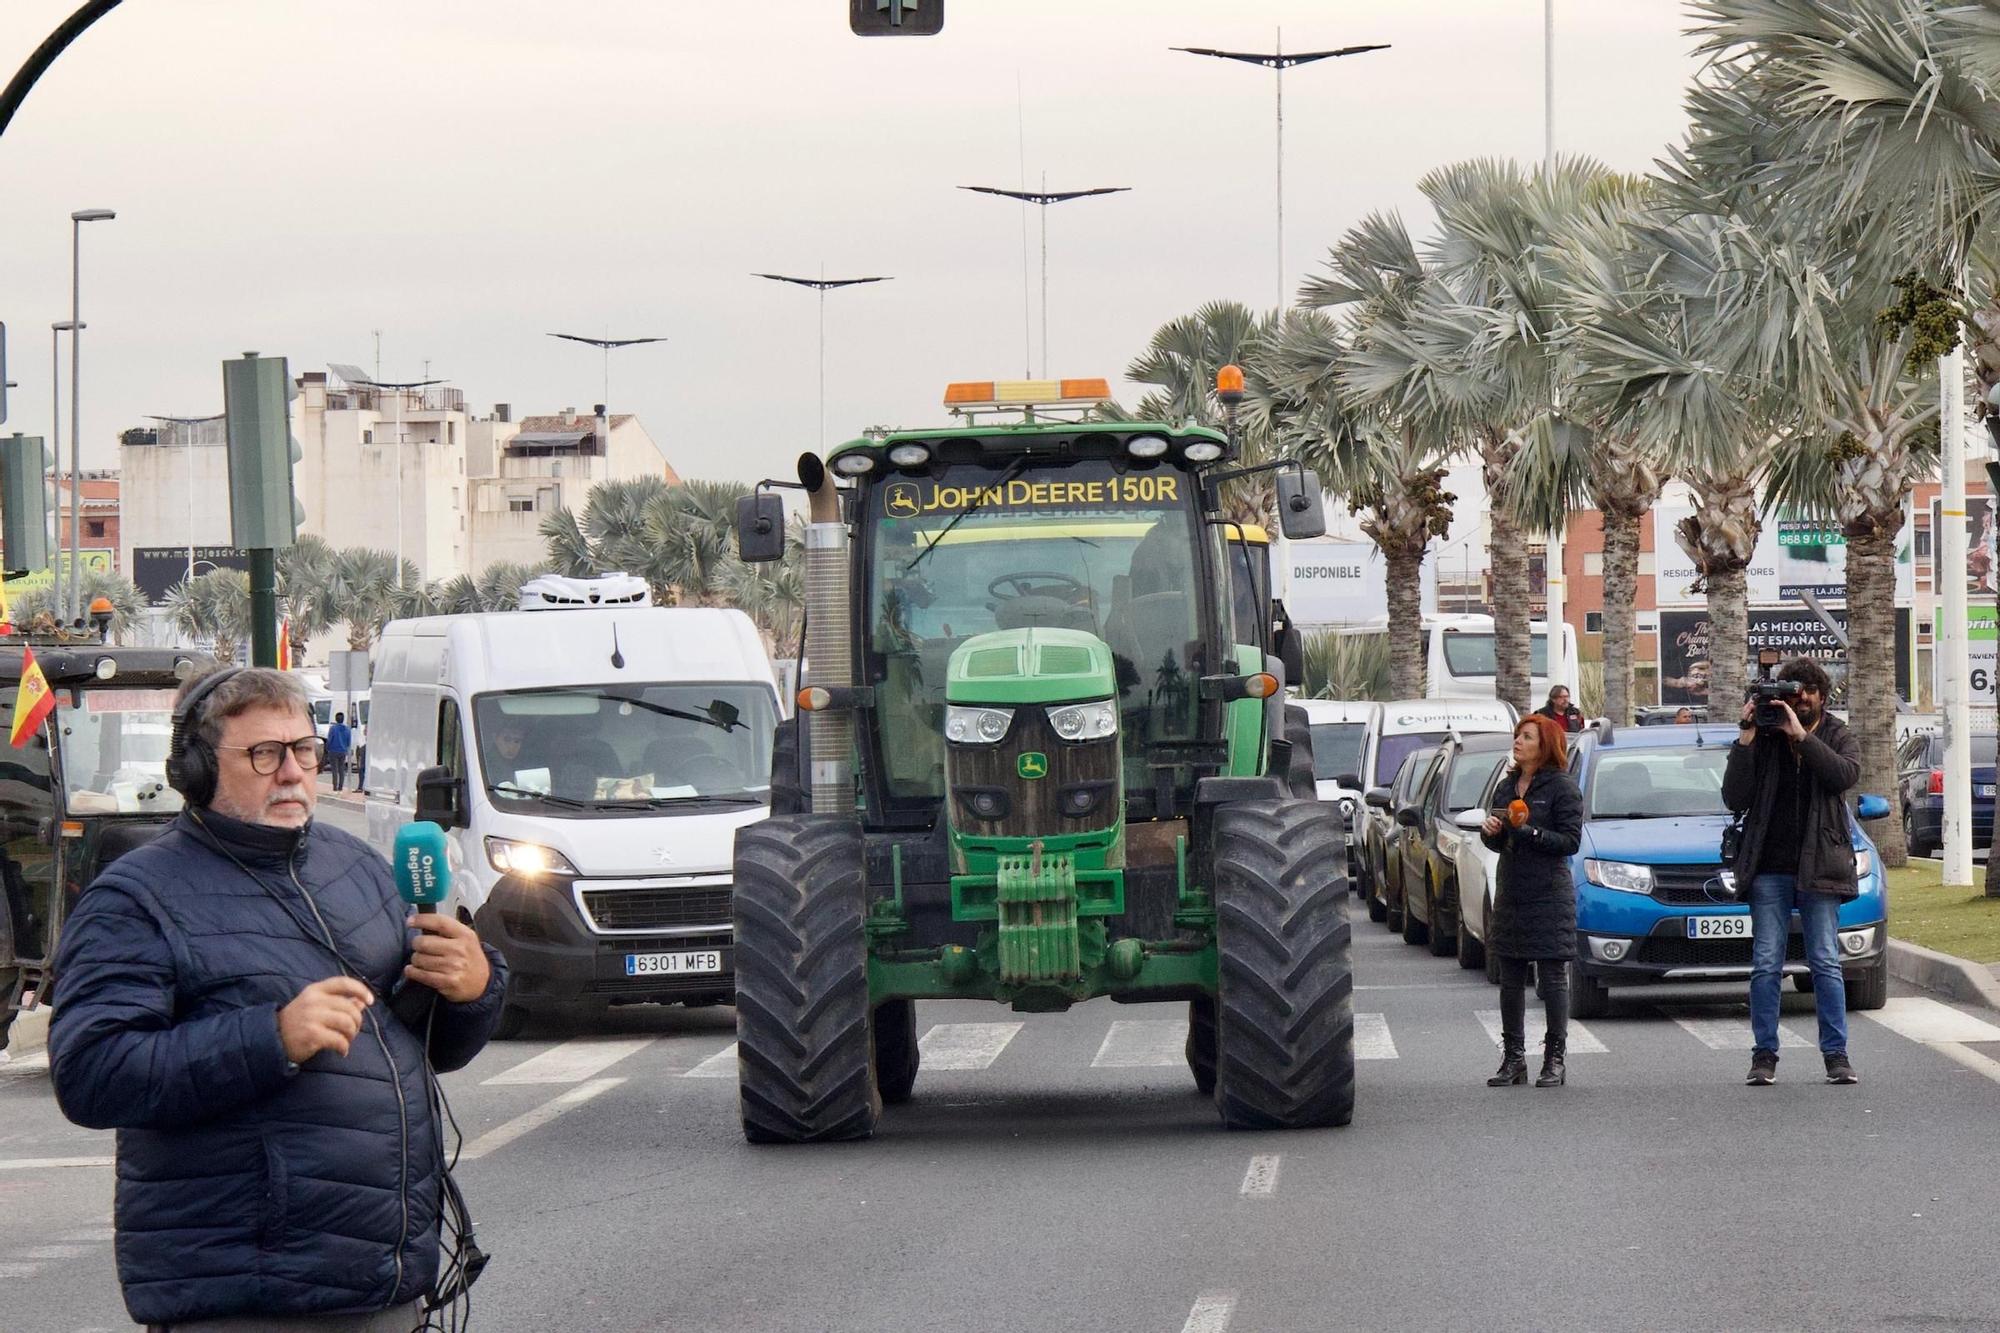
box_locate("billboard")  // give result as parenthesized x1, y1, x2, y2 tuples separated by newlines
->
(1282, 539, 1436, 626)
(1653, 503, 1915, 607)
(132, 545, 251, 605)
(1930, 497, 1997, 596)
(1659, 606, 1912, 707)
(2, 549, 113, 600)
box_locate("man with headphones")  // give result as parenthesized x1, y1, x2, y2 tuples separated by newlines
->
(46, 667, 506, 1331)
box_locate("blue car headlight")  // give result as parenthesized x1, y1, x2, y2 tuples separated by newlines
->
(1583, 858, 1654, 894)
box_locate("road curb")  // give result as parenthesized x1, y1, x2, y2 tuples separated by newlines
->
(1887, 937, 2000, 1014)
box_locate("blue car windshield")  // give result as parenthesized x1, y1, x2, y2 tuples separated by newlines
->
(1586, 748, 1730, 819)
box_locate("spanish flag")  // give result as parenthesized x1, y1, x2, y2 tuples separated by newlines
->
(9, 645, 54, 748)
(278, 619, 292, 671)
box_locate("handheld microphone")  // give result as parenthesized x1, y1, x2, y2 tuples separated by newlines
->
(393, 822, 451, 915)
(1507, 799, 1530, 828)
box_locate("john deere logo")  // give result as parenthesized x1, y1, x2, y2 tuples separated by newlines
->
(886, 483, 922, 517)
(1017, 752, 1049, 780)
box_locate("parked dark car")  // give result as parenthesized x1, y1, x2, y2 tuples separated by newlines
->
(1393, 732, 1514, 957)
(1363, 747, 1438, 929)
(1896, 731, 1995, 858)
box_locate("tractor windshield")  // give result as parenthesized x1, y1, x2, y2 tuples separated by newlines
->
(866, 457, 1209, 807)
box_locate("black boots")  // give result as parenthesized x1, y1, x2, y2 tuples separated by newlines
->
(1487, 1043, 1528, 1086)
(1536, 1036, 1567, 1088)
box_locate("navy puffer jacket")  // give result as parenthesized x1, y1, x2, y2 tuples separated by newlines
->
(48, 808, 506, 1326)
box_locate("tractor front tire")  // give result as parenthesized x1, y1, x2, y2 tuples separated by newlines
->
(874, 998, 920, 1105)
(1212, 801, 1356, 1131)
(1186, 997, 1218, 1096)
(733, 816, 881, 1144)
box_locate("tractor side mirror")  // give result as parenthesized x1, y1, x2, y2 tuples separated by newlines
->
(736, 493, 786, 563)
(1276, 468, 1327, 541)
(414, 765, 466, 830)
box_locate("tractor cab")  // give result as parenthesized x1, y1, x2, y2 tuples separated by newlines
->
(732, 373, 1355, 1141)
(0, 644, 210, 1051)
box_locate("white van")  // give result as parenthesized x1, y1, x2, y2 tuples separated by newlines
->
(364, 600, 781, 1034)
(1356, 698, 1518, 912)
(1424, 613, 1580, 704)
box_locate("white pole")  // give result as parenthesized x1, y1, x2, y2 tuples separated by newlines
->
(818, 265, 827, 448)
(186, 423, 196, 584)
(1275, 26, 1285, 311)
(49, 325, 62, 624)
(69, 218, 83, 623)
(393, 387, 405, 588)
(1941, 339, 1974, 885)
(1541, 0, 1567, 695)
(1039, 172, 1049, 379)
(1016, 72, 1032, 379)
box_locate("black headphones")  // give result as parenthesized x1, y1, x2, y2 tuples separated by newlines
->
(166, 666, 246, 808)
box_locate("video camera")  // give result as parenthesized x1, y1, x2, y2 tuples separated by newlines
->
(1748, 649, 1802, 731)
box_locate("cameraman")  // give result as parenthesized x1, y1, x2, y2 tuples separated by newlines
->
(1721, 657, 1862, 1087)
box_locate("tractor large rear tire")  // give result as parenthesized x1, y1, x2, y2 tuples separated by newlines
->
(1186, 997, 1217, 1096)
(873, 999, 920, 1105)
(1211, 801, 1356, 1131)
(733, 816, 881, 1144)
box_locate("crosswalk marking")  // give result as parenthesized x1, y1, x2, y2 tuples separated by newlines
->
(1354, 1013, 1398, 1060)
(684, 1043, 738, 1078)
(0, 1051, 50, 1076)
(1861, 996, 2000, 1045)
(1664, 1012, 1812, 1051)
(1181, 1291, 1237, 1333)
(1239, 1154, 1280, 1199)
(483, 1037, 654, 1085)
(460, 1078, 624, 1161)
(919, 1022, 1023, 1070)
(0, 1157, 112, 1172)
(1475, 1010, 1608, 1054)
(1092, 1019, 1187, 1068)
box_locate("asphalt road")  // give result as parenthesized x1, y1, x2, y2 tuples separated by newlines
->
(5, 800, 1999, 1331)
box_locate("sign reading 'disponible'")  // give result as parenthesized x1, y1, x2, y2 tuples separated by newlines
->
(1653, 504, 1915, 606)
(1281, 539, 1437, 626)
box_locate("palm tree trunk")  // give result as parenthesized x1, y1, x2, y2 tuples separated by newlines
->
(1600, 509, 1642, 726)
(1385, 546, 1425, 699)
(1706, 564, 1750, 717)
(1846, 523, 1907, 866)
(1485, 432, 1532, 712)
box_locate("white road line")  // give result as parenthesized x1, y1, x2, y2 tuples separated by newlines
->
(21, 1245, 88, 1261)
(482, 1037, 654, 1086)
(1474, 1010, 1608, 1054)
(684, 1043, 739, 1078)
(918, 1022, 1023, 1071)
(1927, 1039, 2000, 1085)
(1239, 1154, 1280, 1199)
(0, 1051, 50, 1074)
(1181, 1290, 1238, 1333)
(0, 1263, 40, 1279)
(1091, 1019, 1187, 1068)
(1861, 996, 2000, 1045)
(459, 1078, 623, 1161)
(1353, 1013, 1398, 1060)
(0, 1157, 112, 1172)
(1664, 1012, 1811, 1051)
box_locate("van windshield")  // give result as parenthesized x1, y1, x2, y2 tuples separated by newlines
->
(474, 683, 777, 812)
(1309, 723, 1366, 783)
(1376, 731, 1448, 786)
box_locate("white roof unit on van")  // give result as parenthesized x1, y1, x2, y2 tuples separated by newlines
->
(518, 573, 652, 611)
(1378, 698, 1518, 734)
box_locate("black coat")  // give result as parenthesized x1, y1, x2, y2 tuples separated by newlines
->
(1720, 712, 1862, 898)
(1480, 765, 1584, 961)
(49, 809, 506, 1326)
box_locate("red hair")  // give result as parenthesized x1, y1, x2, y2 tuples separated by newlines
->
(1515, 713, 1568, 772)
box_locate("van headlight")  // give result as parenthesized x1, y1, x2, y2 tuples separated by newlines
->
(1047, 700, 1117, 742)
(945, 705, 1014, 744)
(486, 837, 579, 878)
(1584, 858, 1654, 894)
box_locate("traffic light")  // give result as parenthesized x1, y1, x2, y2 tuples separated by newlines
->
(222, 352, 303, 550)
(850, 0, 942, 36)
(0, 433, 49, 576)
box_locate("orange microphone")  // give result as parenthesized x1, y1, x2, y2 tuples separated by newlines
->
(1507, 799, 1530, 828)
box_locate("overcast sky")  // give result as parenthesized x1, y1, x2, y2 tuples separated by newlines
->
(1, 1, 1697, 486)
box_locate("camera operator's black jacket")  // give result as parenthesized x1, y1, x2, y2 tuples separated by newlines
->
(1721, 713, 1863, 898)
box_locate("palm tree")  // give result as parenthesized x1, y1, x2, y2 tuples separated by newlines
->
(1299, 630, 1392, 702)
(725, 516, 807, 658)
(278, 534, 341, 665)
(648, 480, 745, 606)
(475, 561, 541, 612)
(165, 569, 251, 664)
(13, 569, 148, 642)
(538, 507, 597, 579)
(330, 547, 410, 651)
(1120, 300, 1282, 524)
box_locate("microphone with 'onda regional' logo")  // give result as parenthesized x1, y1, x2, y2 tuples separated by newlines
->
(394, 822, 451, 914)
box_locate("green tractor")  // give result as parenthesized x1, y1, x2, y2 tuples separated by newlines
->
(731, 375, 1352, 1140)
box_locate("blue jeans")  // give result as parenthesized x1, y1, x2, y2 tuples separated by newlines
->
(1748, 872, 1847, 1057)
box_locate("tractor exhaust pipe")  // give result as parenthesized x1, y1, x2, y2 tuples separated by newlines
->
(798, 452, 853, 814)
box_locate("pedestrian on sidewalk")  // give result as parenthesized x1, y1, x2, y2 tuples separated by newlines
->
(1722, 657, 1862, 1087)
(326, 710, 354, 792)
(46, 667, 506, 1330)
(1480, 713, 1584, 1088)
(1534, 684, 1585, 734)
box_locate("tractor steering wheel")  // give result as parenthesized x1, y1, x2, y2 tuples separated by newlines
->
(987, 571, 1088, 603)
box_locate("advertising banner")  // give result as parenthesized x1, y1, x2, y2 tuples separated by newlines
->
(132, 546, 251, 604)
(1281, 539, 1436, 626)
(1659, 606, 1912, 707)
(1653, 504, 1915, 607)
(1930, 497, 1997, 596)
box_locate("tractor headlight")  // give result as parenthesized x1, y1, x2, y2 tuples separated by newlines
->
(1583, 858, 1653, 894)
(1126, 435, 1169, 459)
(945, 705, 1015, 744)
(831, 452, 876, 476)
(888, 443, 932, 468)
(1047, 700, 1118, 742)
(1183, 441, 1224, 463)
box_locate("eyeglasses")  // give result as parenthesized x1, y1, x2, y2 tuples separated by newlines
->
(217, 737, 327, 775)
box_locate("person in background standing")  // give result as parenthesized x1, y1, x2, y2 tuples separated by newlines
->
(325, 711, 353, 792)
(1535, 685, 1585, 734)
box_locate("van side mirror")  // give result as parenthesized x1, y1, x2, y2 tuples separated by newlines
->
(1276, 468, 1326, 541)
(1856, 793, 1890, 821)
(1364, 787, 1392, 809)
(736, 493, 786, 563)
(1394, 806, 1420, 828)
(1335, 773, 1362, 791)
(414, 765, 465, 830)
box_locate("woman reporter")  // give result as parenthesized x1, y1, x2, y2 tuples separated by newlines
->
(1480, 713, 1585, 1088)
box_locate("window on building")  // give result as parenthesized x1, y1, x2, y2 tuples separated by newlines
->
(1586, 611, 1604, 635)
(86, 520, 105, 539)
(509, 497, 534, 513)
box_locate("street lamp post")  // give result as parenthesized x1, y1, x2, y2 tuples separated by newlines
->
(355, 376, 444, 587)
(1171, 34, 1389, 309)
(68, 207, 114, 622)
(752, 271, 891, 446)
(49, 321, 78, 624)
(147, 414, 224, 585)
(959, 181, 1129, 377)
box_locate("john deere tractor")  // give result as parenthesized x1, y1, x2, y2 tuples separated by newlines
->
(731, 375, 1353, 1141)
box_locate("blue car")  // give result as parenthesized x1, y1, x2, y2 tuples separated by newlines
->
(1564, 723, 1891, 1017)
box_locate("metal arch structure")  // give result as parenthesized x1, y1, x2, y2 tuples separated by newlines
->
(0, 0, 127, 142)
(958, 185, 1130, 378)
(753, 274, 892, 447)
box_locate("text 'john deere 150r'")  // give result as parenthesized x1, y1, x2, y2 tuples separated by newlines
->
(731, 374, 1354, 1141)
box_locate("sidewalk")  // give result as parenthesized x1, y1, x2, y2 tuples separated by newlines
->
(1887, 938, 2000, 1013)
